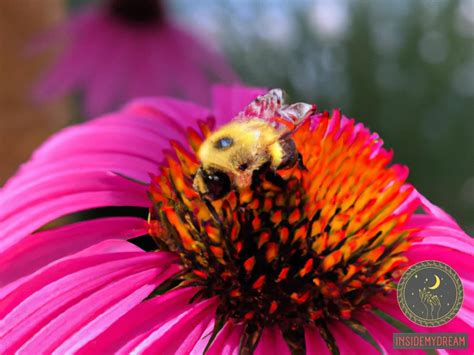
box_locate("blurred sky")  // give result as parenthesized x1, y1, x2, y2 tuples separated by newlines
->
(1, 0, 473, 233)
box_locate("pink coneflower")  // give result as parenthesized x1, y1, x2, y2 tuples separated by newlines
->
(32, 0, 238, 117)
(0, 86, 472, 353)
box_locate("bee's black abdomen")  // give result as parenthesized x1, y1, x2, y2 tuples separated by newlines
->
(278, 138, 300, 170)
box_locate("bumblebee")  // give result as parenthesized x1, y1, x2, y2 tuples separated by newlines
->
(193, 89, 316, 200)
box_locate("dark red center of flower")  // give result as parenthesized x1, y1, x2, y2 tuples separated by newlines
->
(147, 112, 418, 352)
(108, 0, 164, 26)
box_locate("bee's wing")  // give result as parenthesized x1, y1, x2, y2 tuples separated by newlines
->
(236, 89, 284, 123)
(236, 89, 316, 132)
(278, 102, 317, 129)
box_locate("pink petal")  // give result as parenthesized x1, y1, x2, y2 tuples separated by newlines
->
(32, 11, 104, 102)
(328, 322, 380, 355)
(123, 96, 212, 133)
(404, 191, 473, 282)
(82, 19, 136, 116)
(33, 5, 238, 116)
(304, 325, 331, 355)
(405, 244, 473, 282)
(1, 105, 208, 250)
(0, 217, 147, 288)
(77, 287, 203, 353)
(358, 311, 424, 355)
(19, 266, 177, 354)
(134, 297, 217, 355)
(418, 193, 459, 227)
(0, 241, 178, 353)
(211, 85, 268, 124)
(4, 152, 155, 191)
(254, 326, 291, 355)
(0, 176, 147, 253)
(371, 293, 474, 354)
(405, 192, 474, 252)
(207, 321, 243, 355)
(26, 116, 178, 165)
(187, 316, 217, 354)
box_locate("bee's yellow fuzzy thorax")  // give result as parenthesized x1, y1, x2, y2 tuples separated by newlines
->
(197, 119, 284, 174)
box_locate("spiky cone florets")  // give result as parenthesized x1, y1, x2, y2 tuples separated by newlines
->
(148, 110, 419, 351)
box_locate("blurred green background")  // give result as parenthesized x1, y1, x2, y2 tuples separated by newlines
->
(172, 0, 474, 234)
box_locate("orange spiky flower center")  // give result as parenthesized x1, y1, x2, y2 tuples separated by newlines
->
(148, 110, 417, 351)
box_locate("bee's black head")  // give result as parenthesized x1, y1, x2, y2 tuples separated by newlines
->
(198, 168, 231, 200)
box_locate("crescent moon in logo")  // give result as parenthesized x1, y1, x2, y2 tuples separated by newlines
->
(428, 274, 441, 290)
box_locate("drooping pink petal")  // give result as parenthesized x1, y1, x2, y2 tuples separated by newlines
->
(206, 321, 243, 355)
(254, 326, 291, 355)
(0, 240, 178, 354)
(32, 11, 104, 102)
(304, 325, 331, 355)
(0, 217, 147, 289)
(33, 6, 238, 116)
(81, 20, 136, 117)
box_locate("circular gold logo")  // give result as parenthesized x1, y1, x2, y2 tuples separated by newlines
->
(397, 260, 463, 327)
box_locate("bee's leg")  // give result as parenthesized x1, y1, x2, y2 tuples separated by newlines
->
(264, 170, 287, 189)
(297, 153, 308, 171)
(251, 161, 271, 189)
(203, 197, 223, 226)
